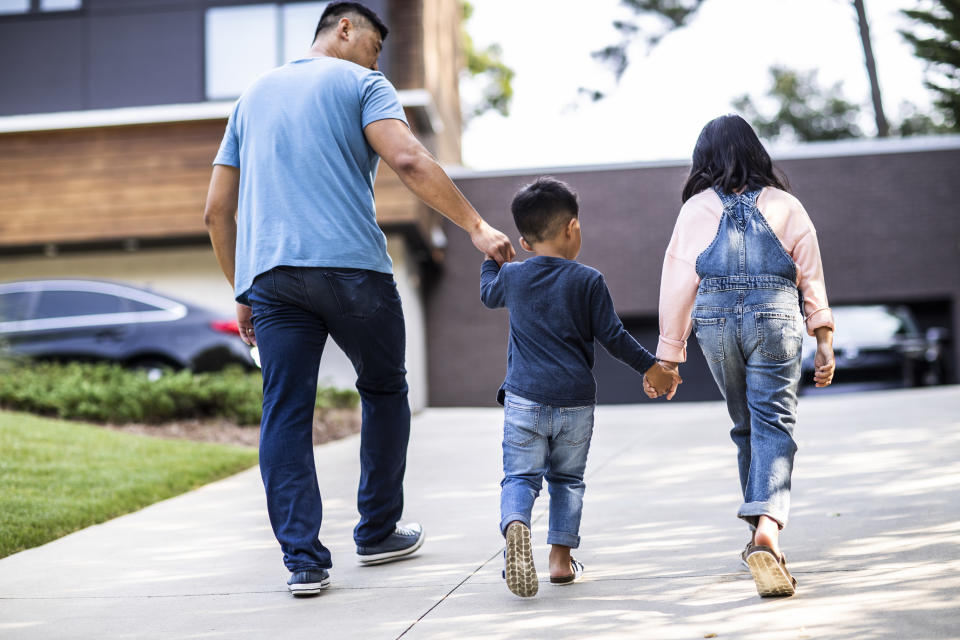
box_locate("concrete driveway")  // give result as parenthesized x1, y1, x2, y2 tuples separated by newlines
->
(1, 387, 958, 639)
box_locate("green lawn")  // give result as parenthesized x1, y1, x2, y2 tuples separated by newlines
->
(0, 410, 258, 559)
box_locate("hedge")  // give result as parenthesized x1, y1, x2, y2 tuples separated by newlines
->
(0, 360, 358, 425)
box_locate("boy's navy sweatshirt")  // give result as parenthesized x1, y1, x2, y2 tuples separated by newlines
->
(480, 256, 657, 406)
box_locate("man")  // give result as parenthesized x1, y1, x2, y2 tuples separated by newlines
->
(203, 2, 514, 596)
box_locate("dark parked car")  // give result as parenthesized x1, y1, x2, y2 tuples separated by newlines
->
(0, 279, 256, 373)
(801, 304, 949, 393)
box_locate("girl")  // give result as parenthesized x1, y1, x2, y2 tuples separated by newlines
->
(651, 115, 835, 597)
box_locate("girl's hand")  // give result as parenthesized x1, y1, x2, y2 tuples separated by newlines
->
(814, 342, 835, 387)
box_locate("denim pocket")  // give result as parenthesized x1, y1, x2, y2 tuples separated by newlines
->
(325, 269, 384, 320)
(503, 395, 540, 446)
(693, 317, 725, 363)
(756, 312, 802, 361)
(556, 405, 594, 446)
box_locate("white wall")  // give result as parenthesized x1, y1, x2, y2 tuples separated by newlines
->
(0, 236, 428, 411)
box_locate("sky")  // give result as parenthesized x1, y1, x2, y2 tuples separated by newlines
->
(459, 0, 934, 170)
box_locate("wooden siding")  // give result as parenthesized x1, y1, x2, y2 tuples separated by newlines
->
(0, 121, 435, 251)
(422, 0, 463, 164)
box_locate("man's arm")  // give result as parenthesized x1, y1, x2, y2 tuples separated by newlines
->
(363, 119, 515, 264)
(202, 164, 255, 345)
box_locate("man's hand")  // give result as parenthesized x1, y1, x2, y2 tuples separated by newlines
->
(643, 361, 682, 400)
(237, 303, 256, 346)
(471, 220, 515, 265)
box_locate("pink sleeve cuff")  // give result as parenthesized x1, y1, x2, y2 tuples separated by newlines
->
(656, 336, 687, 363)
(805, 307, 835, 336)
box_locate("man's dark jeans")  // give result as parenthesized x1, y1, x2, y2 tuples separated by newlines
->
(248, 266, 411, 572)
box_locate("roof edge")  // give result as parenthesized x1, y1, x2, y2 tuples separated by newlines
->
(447, 134, 960, 179)
(0, 89, 439, 134)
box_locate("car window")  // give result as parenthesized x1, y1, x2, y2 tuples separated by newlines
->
(33, 291, 128, 319)
(832, 306, 904, 343)
(0, 292, 34, 322)
(126, 299, 165, 313)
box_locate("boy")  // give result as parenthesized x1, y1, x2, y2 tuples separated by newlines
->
(480, 177, 681, 598)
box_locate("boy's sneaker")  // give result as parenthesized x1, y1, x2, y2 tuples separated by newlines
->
(504, 521, 538, 597)
(287, 569, 330, 596)
(357, 522, 425, 565)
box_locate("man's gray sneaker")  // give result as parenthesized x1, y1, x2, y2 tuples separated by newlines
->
(357, 522, 425, 565)
(287, 568, 330, 596)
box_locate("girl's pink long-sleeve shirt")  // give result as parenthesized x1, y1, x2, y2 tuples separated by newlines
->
(657, 187, 834, 363)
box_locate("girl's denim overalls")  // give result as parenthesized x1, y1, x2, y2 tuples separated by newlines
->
(692, 187, 804, 528)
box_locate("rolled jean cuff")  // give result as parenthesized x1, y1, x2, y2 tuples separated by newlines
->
(546, 530, 580, 548)
(738, 502, 787, 529)
(500, 512, 531, 536)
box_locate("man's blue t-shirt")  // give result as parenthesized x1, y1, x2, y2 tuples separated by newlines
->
(213, 56, 408, 304)
(480, 256, 657, 407)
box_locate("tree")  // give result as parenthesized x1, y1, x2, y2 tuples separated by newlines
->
(732, 67, 864, 142)
(591, 0, 890, 137)
(460, 1, 515, 121)
(900, 0, 960, 130)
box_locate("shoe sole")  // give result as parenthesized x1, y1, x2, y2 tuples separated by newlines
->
(288, 576, 331, 597)
(357, 532, 425, 566)
(746, 550, 796, 597)
(505, 523, 538, 598)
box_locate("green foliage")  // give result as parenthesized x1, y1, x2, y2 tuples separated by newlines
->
(900, 0, 960, 130)
(732, 67, 864, 142)
(460, 1, 515, 120)
(0, 410, 258, 558)
(893, 100, 950, 136)
(0, 361, 358, 426)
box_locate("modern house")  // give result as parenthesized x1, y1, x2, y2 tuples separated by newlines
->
(2, 1, 958, 408)
(0, 0, 462, 410)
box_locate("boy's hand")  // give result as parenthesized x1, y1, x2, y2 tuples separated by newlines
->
(644, 361, 682, 400)
(814, 343, 835, 387)
(643, 376, 659, 399)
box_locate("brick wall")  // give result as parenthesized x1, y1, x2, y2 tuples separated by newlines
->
(427, 143, 960, 406)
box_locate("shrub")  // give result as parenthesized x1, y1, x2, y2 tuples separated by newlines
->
(0, 361, 358, 425)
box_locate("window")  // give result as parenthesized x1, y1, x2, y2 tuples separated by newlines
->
(33, 291, 127, 319)
(0, 292, 34, 322)
(205, 2, 328, 100)
(39, 0, 82, 10)
(0, 0, 82, 14)
(0, 0, 29, 15)
(282, 1, 328, 63)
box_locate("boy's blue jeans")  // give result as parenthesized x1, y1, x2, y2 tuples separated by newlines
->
(499, 392, 594, 548)
(248, 266, 411, 572)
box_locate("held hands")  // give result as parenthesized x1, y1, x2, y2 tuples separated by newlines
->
(471, 220, 516, 265)
(643, 361, 682, 400)
(237, 303, 256, 346)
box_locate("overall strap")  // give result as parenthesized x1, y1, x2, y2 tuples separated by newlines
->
(713, 186, 764, 227)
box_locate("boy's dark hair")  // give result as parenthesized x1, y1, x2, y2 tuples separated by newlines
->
(315, 2, 389, 41)
(511, 177, 579, 244)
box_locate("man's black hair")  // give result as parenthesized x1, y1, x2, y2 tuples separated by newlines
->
(510, 177, 579, 244)
(314, 2, 389, 41)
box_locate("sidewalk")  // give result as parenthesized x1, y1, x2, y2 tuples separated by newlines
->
(1, 387, 958, 639)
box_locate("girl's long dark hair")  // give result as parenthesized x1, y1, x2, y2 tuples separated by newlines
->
(681, 114, 790, 203)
